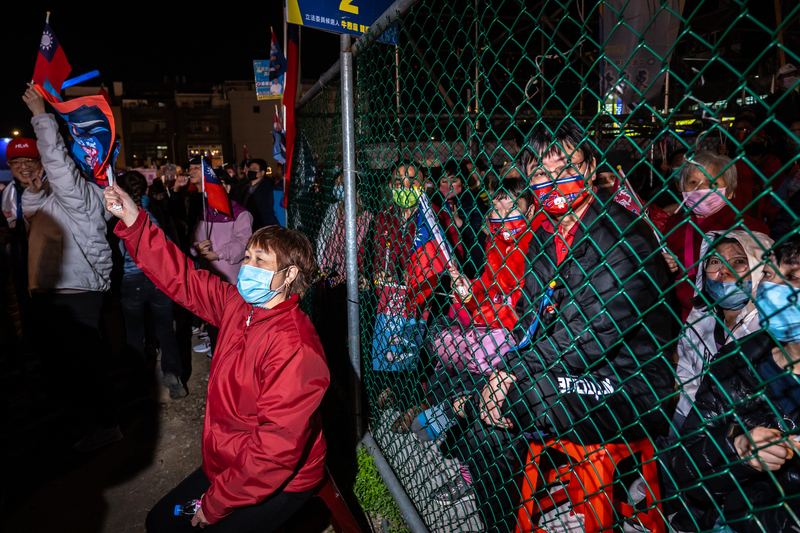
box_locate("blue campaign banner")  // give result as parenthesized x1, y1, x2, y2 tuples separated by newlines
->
(287, 0, 398, 45)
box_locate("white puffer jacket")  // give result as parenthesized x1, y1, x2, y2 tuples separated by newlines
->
(674, 229, 773, 421)
(22, 113, 112, 292)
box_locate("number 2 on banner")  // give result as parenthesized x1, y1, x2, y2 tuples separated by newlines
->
(340, 0, 358, 14)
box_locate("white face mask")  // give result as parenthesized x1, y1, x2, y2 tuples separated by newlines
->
(783, 76, 799, 90)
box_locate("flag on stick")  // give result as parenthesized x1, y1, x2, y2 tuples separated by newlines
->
(201, 159, 231, 216)
(32, 14, 71, 100)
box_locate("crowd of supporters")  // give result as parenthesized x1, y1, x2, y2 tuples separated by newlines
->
(3, 72, 800, 533)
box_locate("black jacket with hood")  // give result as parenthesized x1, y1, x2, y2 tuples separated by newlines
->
(670, 332, 800, 533)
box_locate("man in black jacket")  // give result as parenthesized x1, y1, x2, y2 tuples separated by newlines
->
(242, 158, 280, 229)
(436, 119, 673, 533)
(670, 236, 800, 533)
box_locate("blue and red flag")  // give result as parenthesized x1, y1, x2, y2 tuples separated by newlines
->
(33, 85, 118, 186)
(201, 159, 231, 216)
(32, 18, 71, 101)
(408, 193, 454, 304)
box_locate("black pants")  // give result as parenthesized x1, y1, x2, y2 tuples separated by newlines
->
(146, 468, 314, 533)
(121, 273, 182, 378)
(33, 291, 116, 429)
(455, 369, 648, 533)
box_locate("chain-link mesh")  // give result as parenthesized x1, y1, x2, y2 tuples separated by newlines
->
(290, 1, 800, 531)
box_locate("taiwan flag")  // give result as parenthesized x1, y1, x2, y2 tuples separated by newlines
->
(201, 159, 231, 216)
(408, 193, 454, 307)
(32, 21, 71, 100)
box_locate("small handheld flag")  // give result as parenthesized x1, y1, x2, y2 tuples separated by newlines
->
(32, 14, 72, 100)
(201, 159, 231, 216)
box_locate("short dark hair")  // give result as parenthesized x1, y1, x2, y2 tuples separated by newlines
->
(119, 171, 147, 206)
(774, 235, 800, 267)
(249, 158, 268, 172)
(246, 226, 317, 297)
(188, 156, 210, 166)
(518, 118, 595, 174)
(493, 176, 533, 206)
(239, 158, 251, 170)
(149, 178, 167, 196)
(214, 168, 235, 186)
(444, 159, 459, 178)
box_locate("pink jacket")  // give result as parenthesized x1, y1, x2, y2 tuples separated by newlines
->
(191, 201, 253, 285)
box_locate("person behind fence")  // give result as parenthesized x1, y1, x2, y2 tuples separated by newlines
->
(431, 119, 673, 533)
(411, 177, 540, 443)
(241, 158, 281, 229)
(672, 229, 773, 437)
(314, 171, 373, 389)
(190, 168, 254, 358)
(117, 171, 186, 399)
(663, 151, 769, 322)
(731, 116, 785, 223)
(103, 184, 329, 533)
(435, 159, 484, 278)
(370, 160, 464, 426)
(670, 235, 800, 533)
(20, 85, 120, 452)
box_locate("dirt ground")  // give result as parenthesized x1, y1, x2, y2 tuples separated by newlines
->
(2, 317, 372, 533)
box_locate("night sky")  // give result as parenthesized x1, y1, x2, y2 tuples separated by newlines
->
(1, 3, 342, 138)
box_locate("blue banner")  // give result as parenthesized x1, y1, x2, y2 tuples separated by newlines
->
(287, 0, 398, 45)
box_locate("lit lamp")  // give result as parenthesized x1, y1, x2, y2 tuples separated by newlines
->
(12, 130, 20, 136)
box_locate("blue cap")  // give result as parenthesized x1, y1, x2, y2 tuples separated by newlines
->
(174, 504, 182, 516)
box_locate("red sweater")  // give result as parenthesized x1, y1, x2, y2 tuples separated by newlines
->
(115, 208, 329, 524)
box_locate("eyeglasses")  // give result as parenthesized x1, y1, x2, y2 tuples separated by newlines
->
(8, 158, 41, 168)
(705, 256, 750, 274)
(530, 159, 586, 181)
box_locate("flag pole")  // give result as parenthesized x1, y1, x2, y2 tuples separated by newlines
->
(46, 11, 50, 23)
(201, 159, 209, 241)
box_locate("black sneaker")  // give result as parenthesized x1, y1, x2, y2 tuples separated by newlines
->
(161, 373, 188, 399)
(432, 476, 473, 505)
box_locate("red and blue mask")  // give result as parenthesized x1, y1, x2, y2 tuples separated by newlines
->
(530, 173, 589, 215)
(488, 214, 529, 243)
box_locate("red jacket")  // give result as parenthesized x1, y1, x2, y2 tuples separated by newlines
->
(115, 209, 329, 524)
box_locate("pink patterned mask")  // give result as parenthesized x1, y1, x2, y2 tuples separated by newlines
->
(682, 187, 727, 217)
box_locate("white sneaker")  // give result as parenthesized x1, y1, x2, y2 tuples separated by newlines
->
(192, 339, 211, 353)
(191, 326, 202, 335)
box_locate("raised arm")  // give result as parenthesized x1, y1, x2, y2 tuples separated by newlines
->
(106, 184, 236, 326)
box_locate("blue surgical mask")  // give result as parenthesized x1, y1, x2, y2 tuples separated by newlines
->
(333, 185, 345, 201)
(705, 278, 752, 310)
(237, 264, 288, 307)
(756, 281, 800, 343)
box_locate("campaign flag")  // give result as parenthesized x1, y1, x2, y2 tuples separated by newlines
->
(201, 159, 231, 216)
(32, 18, 72, 100)
(282, 24, 300, 208)
(609, 169, 668, 234)
(254, 29, 288, 100)
(243, 145, 250, 161)
(272, 108, 286, 164)
(33, 85, 118, 186)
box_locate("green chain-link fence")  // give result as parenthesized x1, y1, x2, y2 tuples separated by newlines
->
(291, 1, 800, 531)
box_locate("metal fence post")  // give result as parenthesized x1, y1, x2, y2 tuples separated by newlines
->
(340, 32, 363, 443)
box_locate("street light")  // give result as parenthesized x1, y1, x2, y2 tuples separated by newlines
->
(12, 130, 20, 136)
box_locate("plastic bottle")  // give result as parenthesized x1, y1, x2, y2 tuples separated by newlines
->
(174, 499, 202, 520)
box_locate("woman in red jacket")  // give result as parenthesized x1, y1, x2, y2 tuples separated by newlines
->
(103, 184, 329, 533)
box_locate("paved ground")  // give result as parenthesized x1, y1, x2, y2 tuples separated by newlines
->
(370, 408, 485, 533)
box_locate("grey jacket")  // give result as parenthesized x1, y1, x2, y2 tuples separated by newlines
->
(22, 113, 112, 292)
